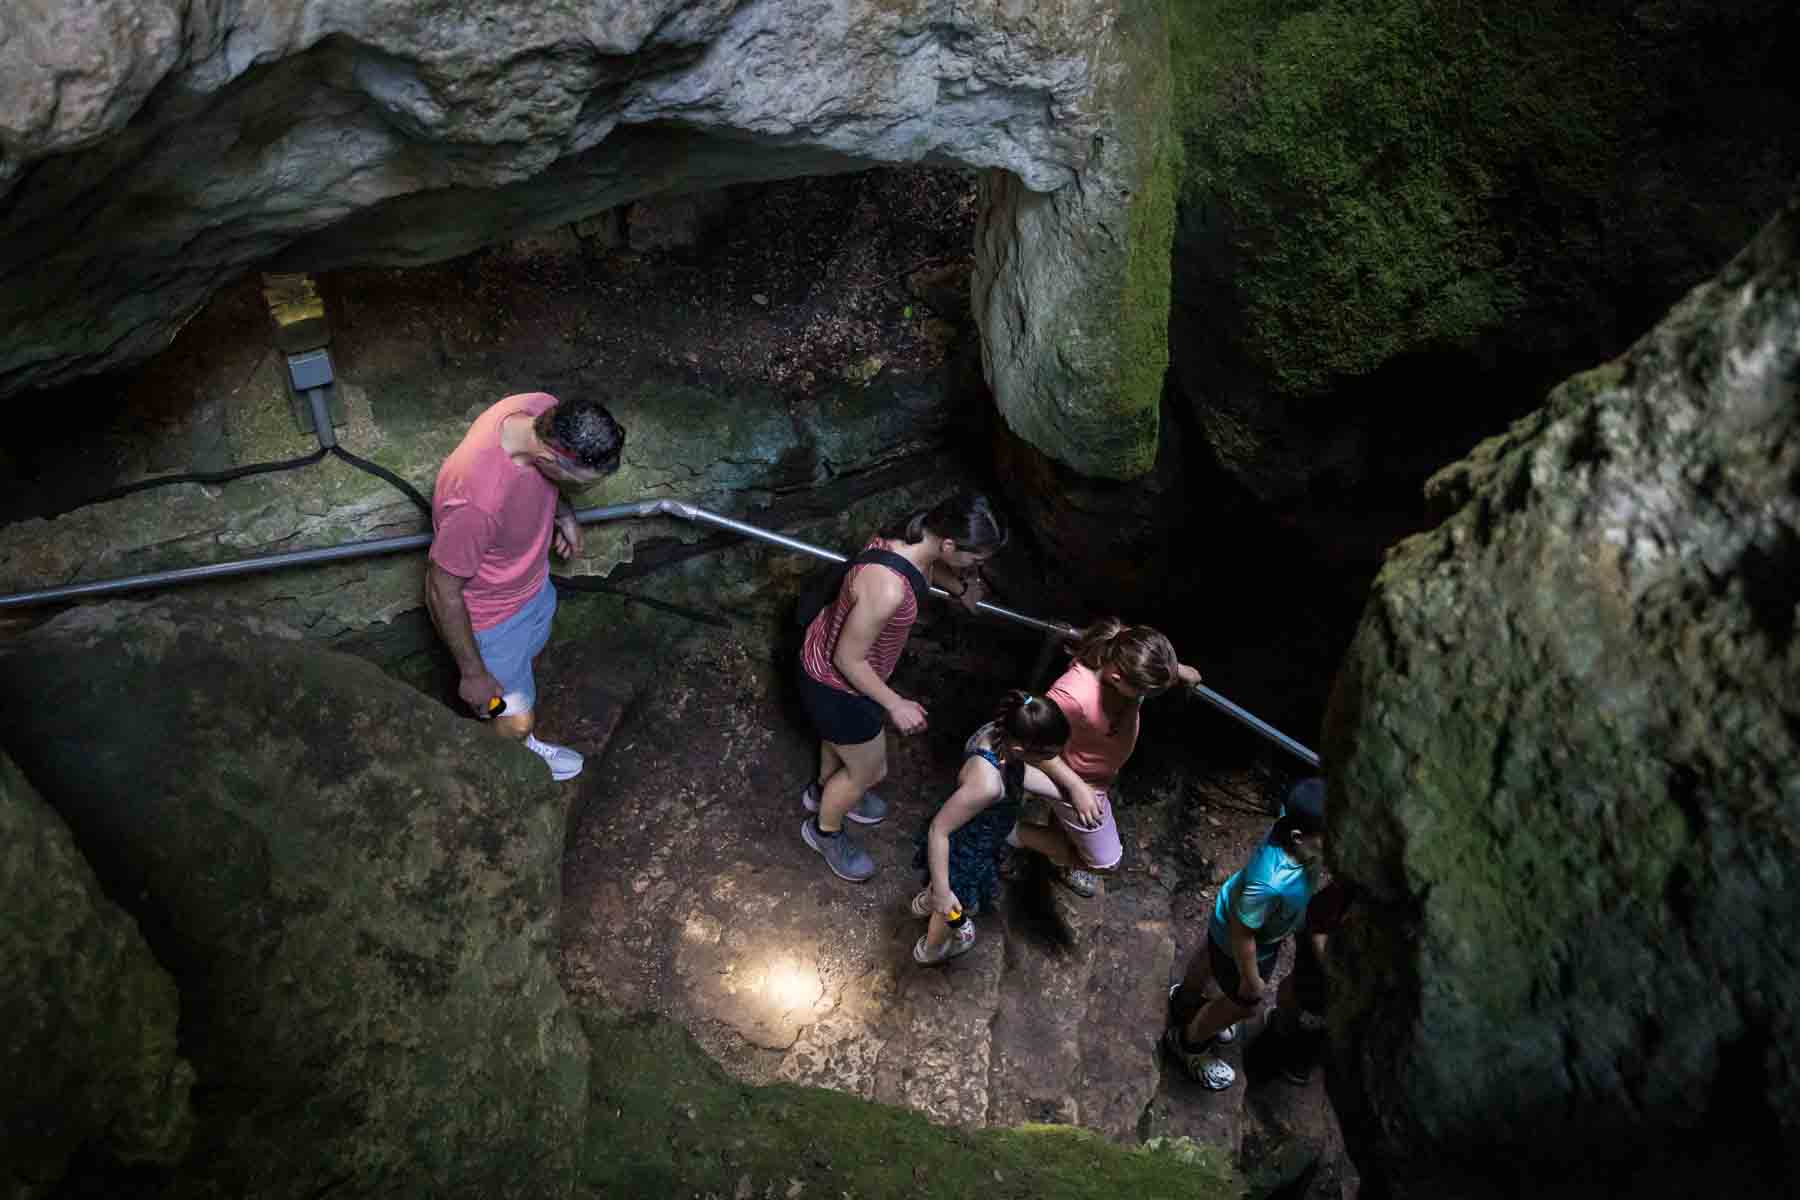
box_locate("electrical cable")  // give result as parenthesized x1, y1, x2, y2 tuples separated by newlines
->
(72, 438, 433, 522)
(327, 444, 431, 516)
(549, 573, 732, 629)
(82, 446, 330, 506)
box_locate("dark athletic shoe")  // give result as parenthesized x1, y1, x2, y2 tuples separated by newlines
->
(801, 817, 876, 882)
(801, 781, 888, 826)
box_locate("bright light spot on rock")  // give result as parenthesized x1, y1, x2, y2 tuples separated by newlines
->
(762, 957, 819, 1011)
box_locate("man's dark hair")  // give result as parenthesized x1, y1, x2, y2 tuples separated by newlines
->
(1273, 777, 1327, 838)
(536, 398, 625, 470)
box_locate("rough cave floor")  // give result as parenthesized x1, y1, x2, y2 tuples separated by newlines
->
(536, 600, 1356, 1192)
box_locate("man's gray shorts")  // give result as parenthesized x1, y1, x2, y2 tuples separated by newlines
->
(474, 578, 556, 714)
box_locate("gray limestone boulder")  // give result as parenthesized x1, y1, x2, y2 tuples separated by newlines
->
(974, 0, 1177, 479)
(1, 751, 194, 1200)
(1322, 194, 1800, 1195)
(0, 600, 590, 1200)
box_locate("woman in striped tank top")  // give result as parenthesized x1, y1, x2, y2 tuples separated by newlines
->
(798, 492, 1007, 883)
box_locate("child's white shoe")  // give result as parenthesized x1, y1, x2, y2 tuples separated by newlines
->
(912, 920, 976, 966)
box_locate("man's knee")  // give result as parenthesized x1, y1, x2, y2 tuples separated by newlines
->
(496, 710, 536, 738)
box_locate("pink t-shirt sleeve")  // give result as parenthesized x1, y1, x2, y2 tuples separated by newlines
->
(429, 505, 500, 579)
(1047, 663, 1137, 783)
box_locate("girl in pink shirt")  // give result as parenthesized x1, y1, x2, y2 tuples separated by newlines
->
(1023, 619, 1202, 893)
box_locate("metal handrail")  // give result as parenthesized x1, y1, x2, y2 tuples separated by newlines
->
(0, 496, 1320, 767)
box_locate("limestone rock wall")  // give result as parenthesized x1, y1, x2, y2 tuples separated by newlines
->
(0, 238, 964, 641)
(1, 751, 194, 1199)
(974, 0, 1177, 479)
(0, 601, 591, 1199)
(1322, 194, 1800, 1195)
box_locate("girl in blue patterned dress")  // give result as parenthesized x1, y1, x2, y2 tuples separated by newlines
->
(910, 690, 1084, 965)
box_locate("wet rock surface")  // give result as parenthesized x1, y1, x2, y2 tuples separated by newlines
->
(1, 751, 194, 1199)
(0, 601, 590, 1199)
(1323, 194, 1800, 1195)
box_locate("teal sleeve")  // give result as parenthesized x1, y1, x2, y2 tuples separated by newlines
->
(1234, 877, 1273, 931)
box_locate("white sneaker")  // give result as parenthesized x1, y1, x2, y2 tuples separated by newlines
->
(524, 733, 584, 781)
(912, 921, 976, 966)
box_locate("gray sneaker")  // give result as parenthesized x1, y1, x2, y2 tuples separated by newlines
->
(1052, 865, 1099, 898)
(801, 817, 876, 882)
(801, 781, 888, 826)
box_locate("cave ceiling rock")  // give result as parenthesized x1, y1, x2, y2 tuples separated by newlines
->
(0, 0, 1168, 480)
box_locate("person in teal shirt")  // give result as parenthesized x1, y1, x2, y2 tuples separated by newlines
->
(1164, 777, 1327, 1090)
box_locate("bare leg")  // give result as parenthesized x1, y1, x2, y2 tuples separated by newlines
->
(494, 710, 535, 739)
(1173, 936, 1258, 1044)
(818, 735, 885, 833)
(817, 739, 844, 790)
(924, 911, 949, 953)
(1185, 992, 1259, 1047)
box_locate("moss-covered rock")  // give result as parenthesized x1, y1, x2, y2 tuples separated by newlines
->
(974, 0, 1177, 481)
(0, 601, 590, 1199)
(577, 1004, 1239, 1199)
(1, 751, 195, 1199)
(1321, 194, 1800, 1196)
(1169, 0, 1800, 504)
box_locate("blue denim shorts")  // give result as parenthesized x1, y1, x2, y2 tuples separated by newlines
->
(473, 578, 556, 714)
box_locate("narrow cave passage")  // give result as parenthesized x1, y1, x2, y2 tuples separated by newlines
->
(1, 163, 1343, 1185)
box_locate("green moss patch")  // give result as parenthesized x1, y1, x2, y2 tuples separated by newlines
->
(578, 1006, 1238, 1199)
(1173, 0, 1622, 394)
(1104, 0, 1181, 478)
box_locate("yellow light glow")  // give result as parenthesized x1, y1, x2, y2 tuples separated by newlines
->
(762, 958, 819, 1011)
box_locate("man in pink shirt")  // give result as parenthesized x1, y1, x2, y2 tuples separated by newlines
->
(426, 392, 624, 780)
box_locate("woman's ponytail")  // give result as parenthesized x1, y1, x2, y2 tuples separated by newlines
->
(1069, 618, 1179, 696)
(882, 491, 1007, 552)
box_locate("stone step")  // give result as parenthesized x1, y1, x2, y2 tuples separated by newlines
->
(1240, 1030, 1360, 1200)
(1150, 1016, 1253, 1160)
(868, 914, 1006, 1125)
(985, 870, 1105, 1128)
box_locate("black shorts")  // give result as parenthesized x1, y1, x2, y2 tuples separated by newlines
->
(1210, 937, 1280, 1006)
(798, 670, 884, 746)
